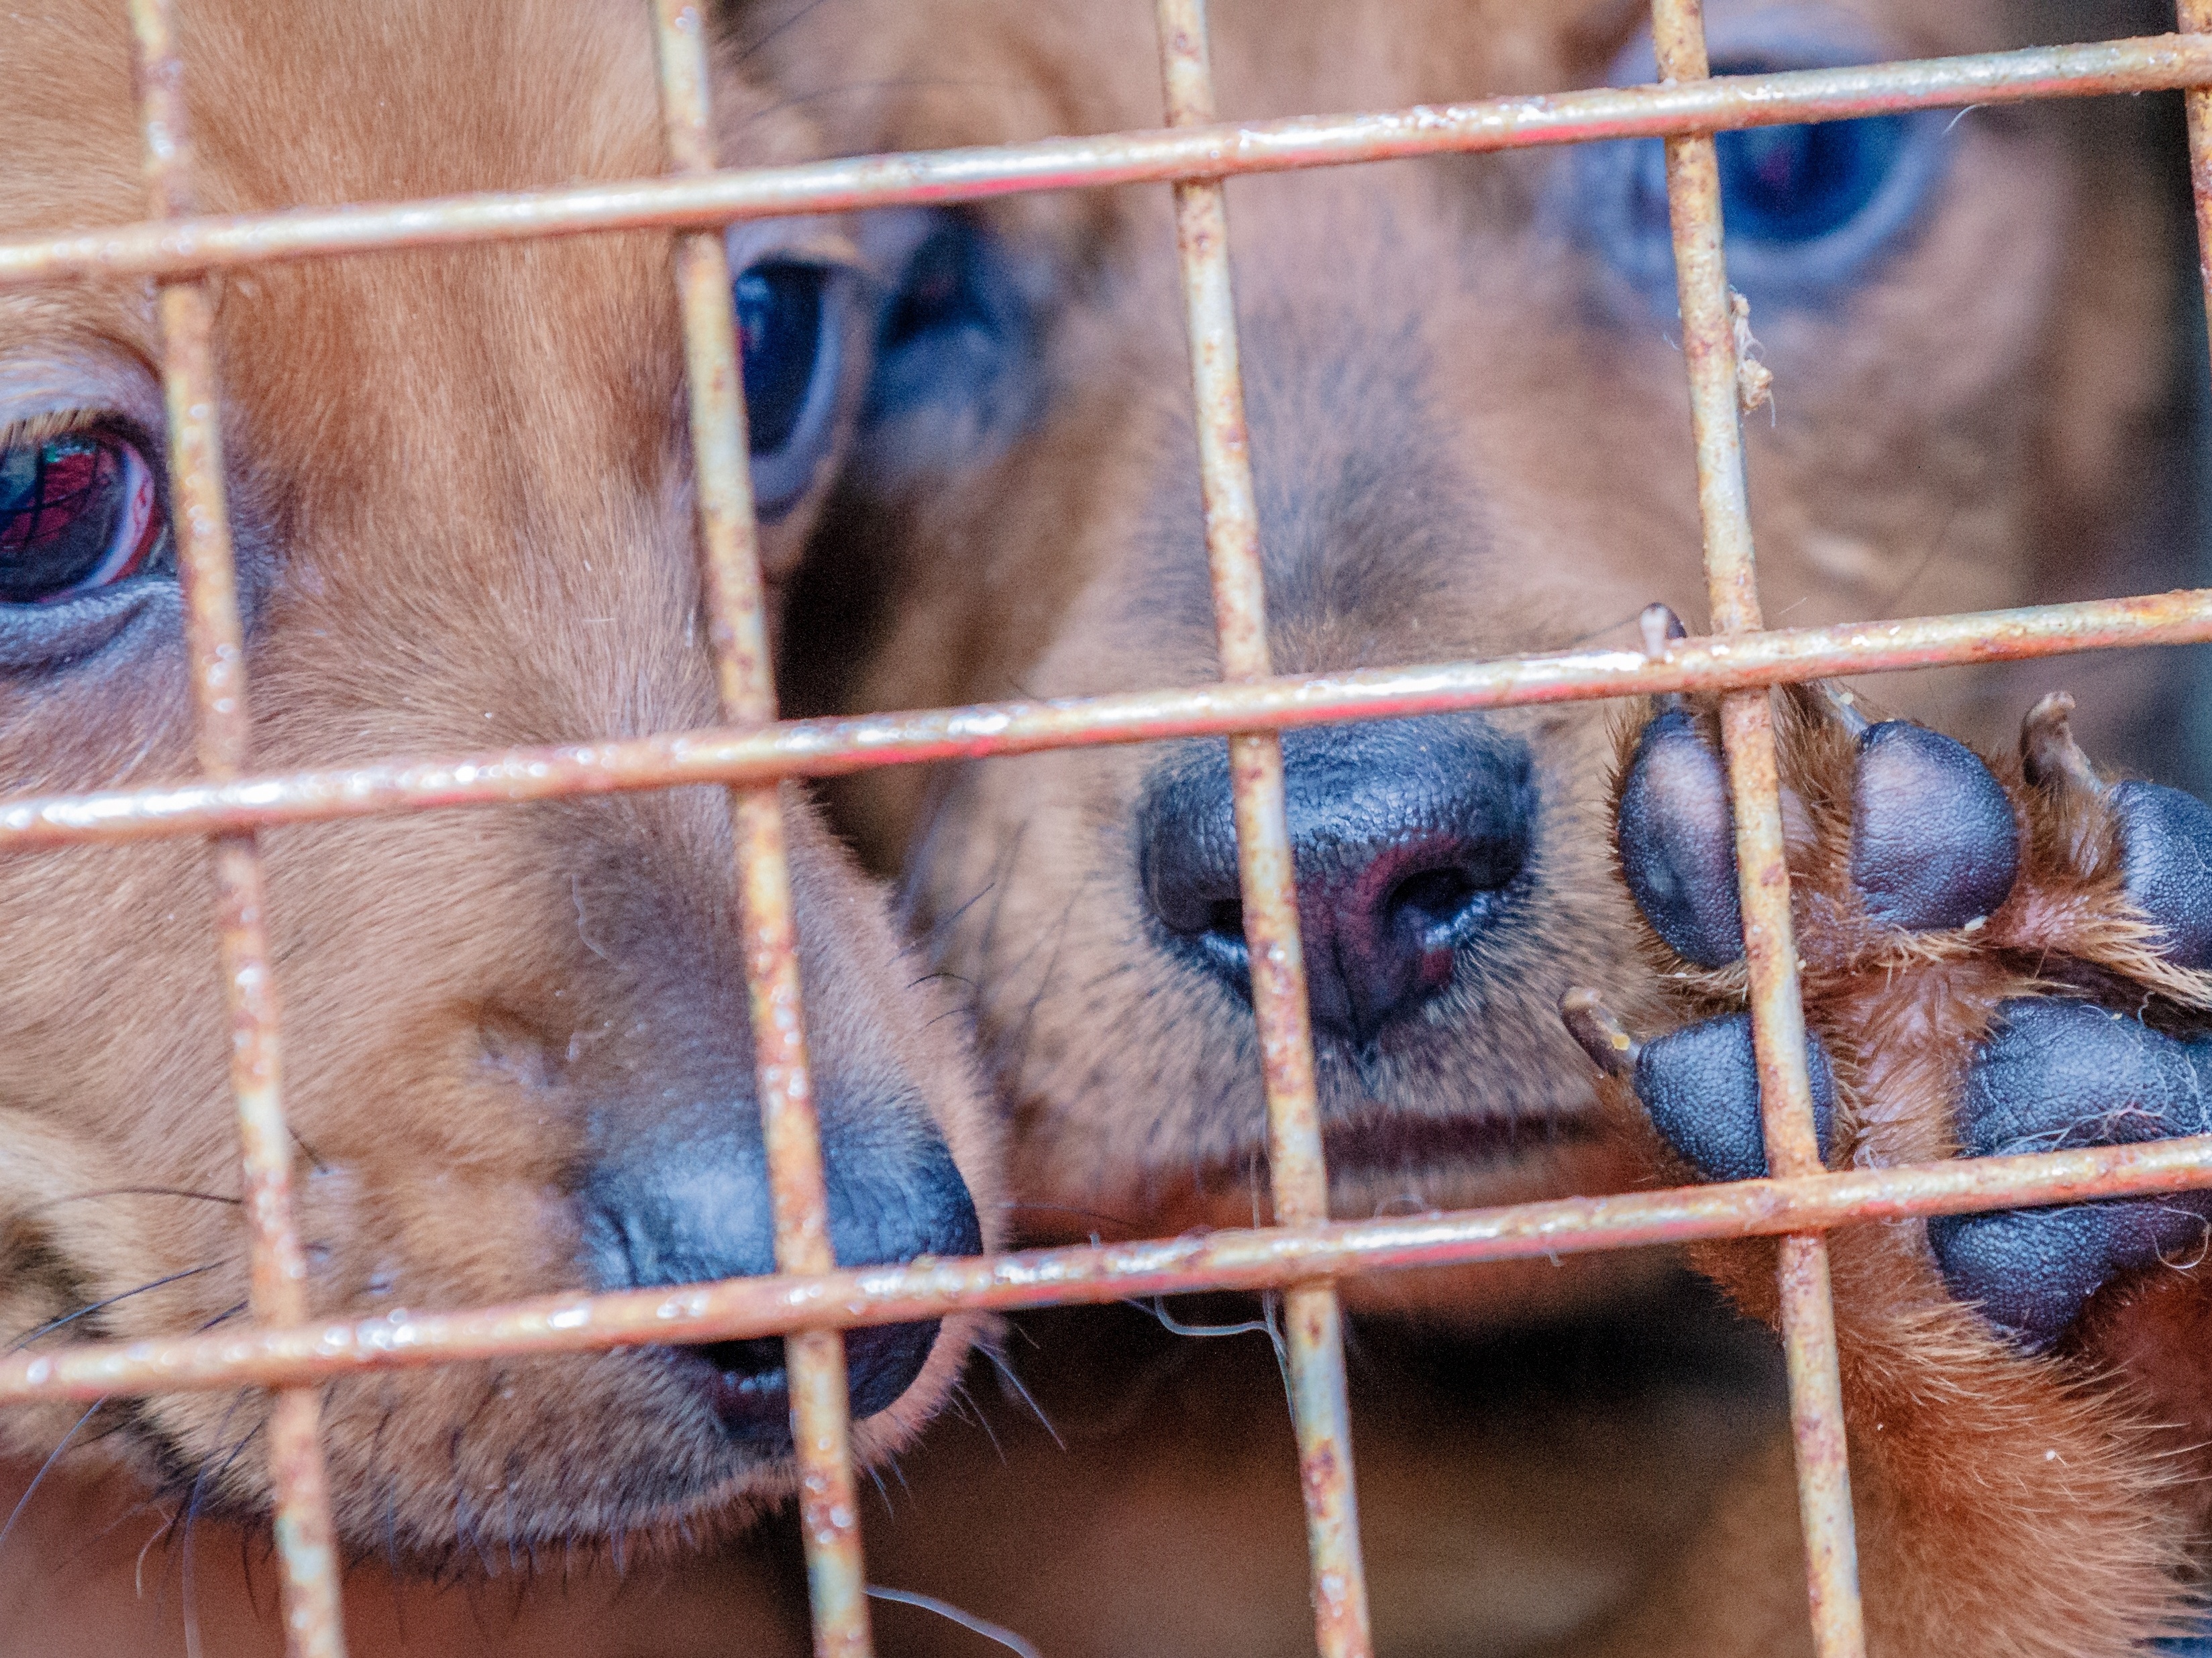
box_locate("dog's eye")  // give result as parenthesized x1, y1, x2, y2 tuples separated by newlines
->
(1713, 116, 1905, 246)
(734, 260, 844, 519)
(1572, 32, 1950, 303)
(0, 421, 168, 605)
(855, 213, 1035, 480)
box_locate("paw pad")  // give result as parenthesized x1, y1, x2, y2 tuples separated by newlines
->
(1634, 1012, 1836, 1182)
(2113, 780, 2212, 971)
(1929, 997, 2212, 1348)
(1616, 707, 1742, 968)
(1581, 674, 2212, 1351)
(1850, 720, 2018, 930)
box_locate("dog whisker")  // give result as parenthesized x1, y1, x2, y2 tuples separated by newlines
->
(863, 1457, 895, 1514)
(7, 1262, 223, 1353)
(180, 1415, 263, 1658)
(1126, 1295, 1275, 1343)
(22, 1187, 240, 1216)
(0, 1396, 105, 1558)
(866, 1585, 1043, 1658)
(978, 1345, 1061, 1452)
(999, 1200, 1146, 1233)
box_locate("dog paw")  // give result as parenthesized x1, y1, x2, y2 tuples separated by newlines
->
(1573, 678, 2212, 1351)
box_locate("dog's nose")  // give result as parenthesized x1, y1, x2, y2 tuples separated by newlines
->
(1139, 716, 1536, 1045)
(582, 1099, 981, 1447)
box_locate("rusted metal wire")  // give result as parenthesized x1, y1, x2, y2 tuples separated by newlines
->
(1650, 1, 1862, 1652)
(123, 5, 344, 1656)
(2185, 1, 2212, 345)
(6, 10, 2212, 1658)
(11, 1129, 2212, 1406)
(651, 6, 873, 1654)
(2, 36, 2210, 289)
(0, 589, 2209, 850)
(1155, 4, 1370, 1653)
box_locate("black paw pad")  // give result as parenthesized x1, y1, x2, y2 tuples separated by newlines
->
(2113, 780, 2212, 971)
(1618, 710, 1743, 968)
(1928, 1201, 2211, 1352)
(1635, 1011, 1836, 1182)
(1930, 997, 2212, 1348)
(1850, 721, 2019, 931)
(1952, 998, 2212, 1157)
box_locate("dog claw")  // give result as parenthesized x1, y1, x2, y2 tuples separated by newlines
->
(1561, 987, 1640, 1077)
(1638, 602, 1687, 663)
(2019, 691, 2101, 797)
(1640, 603, 1691, 714)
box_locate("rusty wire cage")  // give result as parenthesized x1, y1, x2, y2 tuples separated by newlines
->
(9, 1, 2212, 1655)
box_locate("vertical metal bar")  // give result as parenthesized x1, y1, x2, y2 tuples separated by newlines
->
(2183, 0, 2212, 357)
(1154, 6, 1373, 1656)
(124, 6, 344, 1657)
(649, 9, 873, 1657)
(1648, 5, 1864, 1654)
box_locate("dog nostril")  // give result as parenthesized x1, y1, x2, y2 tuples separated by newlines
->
(682, 1337, 790, 1439)
(693, 1337, 786, 1381)
(1387, 866, 1488, 938)
(1139, 716, 1536, 1046)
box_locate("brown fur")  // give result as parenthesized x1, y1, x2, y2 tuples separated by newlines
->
(0, 1, 999, 1649)
(757, 0, 2209, 1650)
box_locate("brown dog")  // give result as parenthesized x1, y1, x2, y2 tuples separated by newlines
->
(763, 0, 2212, 1651)
(0, 1, 1001, 1651)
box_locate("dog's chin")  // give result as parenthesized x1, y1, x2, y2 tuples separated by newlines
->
(1320, 1105, 1611, 1202)
(89, 1320, 980, 1576)
(1321, 1107, 1673, 1327)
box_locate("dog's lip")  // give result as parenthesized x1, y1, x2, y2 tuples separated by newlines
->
(1319, 1107, 1605, 1188)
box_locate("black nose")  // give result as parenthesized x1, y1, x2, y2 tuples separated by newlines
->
(582, 1098, 981, 1447)
(1139, 716, 1535, 1046)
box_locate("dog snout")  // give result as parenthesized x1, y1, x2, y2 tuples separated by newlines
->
(1139, 716, 1536, 1045)
(582, 1095, 982, 1446)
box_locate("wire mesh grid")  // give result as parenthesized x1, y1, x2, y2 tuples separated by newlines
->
(7, 2, 2212, 1655)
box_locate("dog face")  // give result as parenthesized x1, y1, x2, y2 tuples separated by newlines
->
(0, 0, 1000, 1565)
(772, 0, 2182, 1305)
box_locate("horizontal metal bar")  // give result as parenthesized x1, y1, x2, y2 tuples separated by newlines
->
(0, 34, 2205, 288)
(8, 1129, 2212, 1404)
(2, 588, 2206, 849)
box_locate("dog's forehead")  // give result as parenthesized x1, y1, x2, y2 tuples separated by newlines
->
(0, 0, 813, 219)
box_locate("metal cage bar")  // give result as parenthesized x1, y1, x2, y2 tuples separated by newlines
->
(5, 38, 2212, 288)
(11, 1126, 2212, 1404)
(2185, 2, 2212, 356)
(121, 5, 346, 1657)
(1153, 4, 1372, 1654)
(0, 592, 2207, 848)
(649, 5, 874, 1654)
(1648, 1, 1862, 1650)
(7, 6, 2212, 1657)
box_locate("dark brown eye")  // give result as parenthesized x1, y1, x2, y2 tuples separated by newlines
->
(0, 424, 167, 604)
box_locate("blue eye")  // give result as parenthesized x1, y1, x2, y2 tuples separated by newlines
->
(1716, 116, 1907, 245)
(1569, 35, 1952, 304)
(731, 260, 845, 518)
